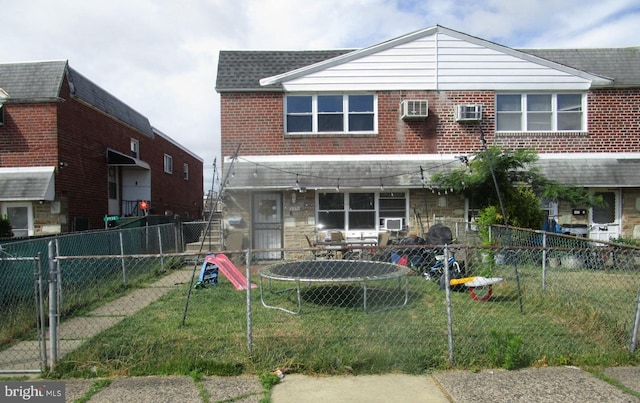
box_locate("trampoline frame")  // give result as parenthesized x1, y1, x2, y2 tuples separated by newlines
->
(258, 260, 411, 314)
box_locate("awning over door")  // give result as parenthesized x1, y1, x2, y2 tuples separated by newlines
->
(0, 166, 55, 201)
(106, 148, 150, 170)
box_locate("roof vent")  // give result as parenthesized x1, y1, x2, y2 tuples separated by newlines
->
(400, 100, 428, 120)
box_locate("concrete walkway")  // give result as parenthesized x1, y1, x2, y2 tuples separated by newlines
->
(53, 365, 640, 402)
(0, 267, 194, 372)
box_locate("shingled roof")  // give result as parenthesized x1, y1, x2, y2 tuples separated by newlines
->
(0, 60, 153, 136)
(0, 60, 66, 101)
(215, 50, 353, 91)
(216, 46, 640, 91)
(521, 47, 640, 88)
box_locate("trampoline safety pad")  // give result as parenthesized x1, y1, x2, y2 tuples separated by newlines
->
(258, 260, 412, 314)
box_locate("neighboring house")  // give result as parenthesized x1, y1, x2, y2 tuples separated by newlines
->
(0, 60, 203, 236)
(215, 24, 640, 259)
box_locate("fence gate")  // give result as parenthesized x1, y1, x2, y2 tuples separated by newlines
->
(0, 256, 46, 373)
(252, 192, 283, 260)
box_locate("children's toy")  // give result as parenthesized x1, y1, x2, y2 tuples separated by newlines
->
(194, 254, 219, 289)
(194, 253, 257, 290)
(449, 276, 504, 301)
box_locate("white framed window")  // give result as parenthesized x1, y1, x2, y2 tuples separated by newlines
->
(316, 191, 407, 231)
(285, 94, 377, 134)
(496, 93, 585, 132)
(164, 154, 173, 174)
(183, 163, 189, 180)
(130, 139, 139, 159)
(2, 203, 33, 238)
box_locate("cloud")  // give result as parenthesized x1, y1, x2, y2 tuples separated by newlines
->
(2, 0, 639, 190)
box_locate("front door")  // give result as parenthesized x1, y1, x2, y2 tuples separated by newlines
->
(252, 192, 282, 260)
(107, 166, 120, 216)
(589, 189, 620, 241)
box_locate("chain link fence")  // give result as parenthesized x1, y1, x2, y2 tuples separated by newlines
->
(249, 238, 640, 371)
(0, 255, 46, 373)
(1, 221, 639, 374)
(0, 223, 193, 372)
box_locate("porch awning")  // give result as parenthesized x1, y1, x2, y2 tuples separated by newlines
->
(536, 155, 640, 187)
(0, 166, 55, 201)
(222, 154, 640, 191)
(222, 156, 461, 191)
(106, 148, 150, 170)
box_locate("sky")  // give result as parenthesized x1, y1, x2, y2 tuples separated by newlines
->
(2, 0, 640, 190)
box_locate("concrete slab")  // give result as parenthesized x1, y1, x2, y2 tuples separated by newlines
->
(605, 366, 640, 394)
(64, 378, 94, 402)
(433, 366, 639, 402)
(88, 376, 201, 403)
(0, 341, 42, 371)
(270, 373, 450, 403)
(58, 316, 125, 338)
(200, 375, 263, 402)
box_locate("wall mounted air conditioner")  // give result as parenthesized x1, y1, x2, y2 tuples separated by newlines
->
(455, 104, 483, 122)
(384, 218, 403, 231)
(400, 100, 428, 120)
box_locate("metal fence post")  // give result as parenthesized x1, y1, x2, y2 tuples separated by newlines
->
(444, 245, 454, 365)
(631, 285, 640, 353)
(35, 252, 47, 370)
(157, 226, 164, 271)
(542, 232, 547, 291)
(175, 222, 181, 252)
(246, 250, 253, 355)
(119, 232, 127, 284)
(47, 241, 58, 369)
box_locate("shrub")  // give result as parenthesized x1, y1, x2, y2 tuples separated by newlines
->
(0, 215, 13, 238)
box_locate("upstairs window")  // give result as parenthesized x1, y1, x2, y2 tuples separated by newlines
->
(130, 139, 139, 158)
(285, 94, 376, 134)
(496, 93, 584, 132)
(164, 154, 173, 174)
(183, 163, 189, 180)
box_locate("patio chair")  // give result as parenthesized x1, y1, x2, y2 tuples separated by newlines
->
(305, 234, 332, 260)
(378, 231, 390, 246)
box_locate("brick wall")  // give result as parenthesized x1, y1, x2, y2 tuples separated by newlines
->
(0, 103, 59, 166)
(0, 75, 202, 233)
(220, 88, 640, 157)
(56, 77, 203, 226)
(147, 133, 204, 219)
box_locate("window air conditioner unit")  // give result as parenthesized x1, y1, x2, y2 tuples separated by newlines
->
(455, 104, 483, 122)
(400, 100, 428, 120)
(384, 218, 403, 231)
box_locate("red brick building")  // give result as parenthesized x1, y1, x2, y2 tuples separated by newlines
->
(0, 60, 203, 236)
(216, 25, 640, 257)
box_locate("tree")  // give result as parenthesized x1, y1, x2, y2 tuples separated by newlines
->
(431, 147, 600, 231)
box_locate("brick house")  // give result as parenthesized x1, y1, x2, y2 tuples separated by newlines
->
(0, 60, 203, 236)
(215, 25, 640, 259)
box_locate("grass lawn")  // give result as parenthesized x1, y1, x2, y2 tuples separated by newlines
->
(49, 260, 640, 379)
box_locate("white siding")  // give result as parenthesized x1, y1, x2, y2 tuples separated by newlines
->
(281, 33, 592, 92)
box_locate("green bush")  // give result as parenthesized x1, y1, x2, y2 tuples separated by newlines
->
(0, 215, 13, 238)
(488, 329, 528, 370)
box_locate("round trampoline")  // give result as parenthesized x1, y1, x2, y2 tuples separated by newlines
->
(259, 260, 412, 314)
